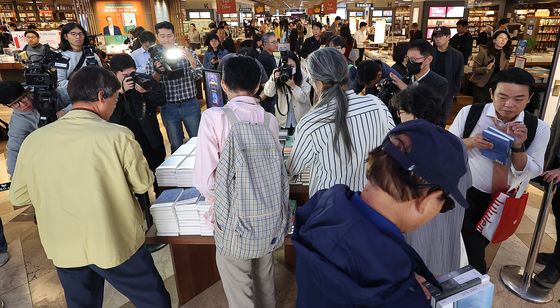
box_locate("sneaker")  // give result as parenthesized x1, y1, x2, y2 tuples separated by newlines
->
(534, 263, 560, 289)
(0, 252, 8, 267)
(537, 252, 554, 266)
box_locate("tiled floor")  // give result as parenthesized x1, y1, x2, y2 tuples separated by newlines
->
(1, 105, 560, 307)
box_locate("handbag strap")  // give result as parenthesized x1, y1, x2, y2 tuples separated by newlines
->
(68, 52, 87, 80)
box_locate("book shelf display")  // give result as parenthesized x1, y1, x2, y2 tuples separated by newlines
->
(536, 16, 560, 51)
(424, 5, 465, 39)
(54, 3, 75, 22)
(0, 3, 15, 21)
(16, 3, 37, 22)
(467, 6, 498, 36)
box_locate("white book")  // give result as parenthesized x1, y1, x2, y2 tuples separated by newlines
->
(156, 155, 187, 170)
(436, 276, 493, 308)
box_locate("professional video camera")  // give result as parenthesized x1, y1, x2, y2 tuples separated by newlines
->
(277, 46, 292, 83)
(377, 74, 411, 103)
(23, 45, 69, 126)
(148, 45, 185, 79)
(129, 71, 153, 90)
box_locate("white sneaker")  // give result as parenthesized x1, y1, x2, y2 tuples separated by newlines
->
(0, 252, 9, 267)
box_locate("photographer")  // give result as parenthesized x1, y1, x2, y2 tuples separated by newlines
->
(56, 23, 101, 117)
(0, 82, 39, 177)
(145, 21, 203, 153)
(109, 54, 166, 195)
(203, 33, 228, 70)
(263, 51, 311, 134)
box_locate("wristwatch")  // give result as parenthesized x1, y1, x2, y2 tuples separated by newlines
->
(511, 145, 525, 153)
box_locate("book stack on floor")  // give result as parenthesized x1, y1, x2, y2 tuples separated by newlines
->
(481, 127, 514, 165)
(197, 196, 214, 236)
(424, 265, 494, 308)
(174, 188, 202, 235)
(150, 188, 183, 236)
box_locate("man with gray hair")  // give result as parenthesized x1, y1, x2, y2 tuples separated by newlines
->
(10, 66, 171, 307)
(257, 31, 278, 114)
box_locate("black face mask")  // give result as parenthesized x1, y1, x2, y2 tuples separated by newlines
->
(406, 60, 423, 75)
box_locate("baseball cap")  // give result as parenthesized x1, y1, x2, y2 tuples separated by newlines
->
(0, 81, 26, 106)
(432, 26, 451, 37)
(382, 119, 469, 208)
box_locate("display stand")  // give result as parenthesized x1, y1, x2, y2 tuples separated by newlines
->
(500, 182, 557, 303)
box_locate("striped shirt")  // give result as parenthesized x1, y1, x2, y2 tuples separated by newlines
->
(287, 90, 395, 196)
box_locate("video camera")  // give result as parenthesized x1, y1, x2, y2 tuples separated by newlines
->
(23, 45, 69, 126)
(277, 45, 292, 83)
(148, 45, 185, 79)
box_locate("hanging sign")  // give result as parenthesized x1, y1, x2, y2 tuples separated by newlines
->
(216, 0, 236, 14)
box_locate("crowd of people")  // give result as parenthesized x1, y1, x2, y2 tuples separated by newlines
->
(0, 15, 558, 308)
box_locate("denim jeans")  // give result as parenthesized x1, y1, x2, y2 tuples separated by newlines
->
(160, 97, 201, 153)
(0, 217, 7, 253)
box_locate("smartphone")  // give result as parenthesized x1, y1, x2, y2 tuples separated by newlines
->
(488, 57, 495, 64)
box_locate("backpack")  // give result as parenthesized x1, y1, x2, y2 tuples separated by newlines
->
(213, 107, 290, 259)
(462, 103, 538, 150)
(0, 119, 8, 141)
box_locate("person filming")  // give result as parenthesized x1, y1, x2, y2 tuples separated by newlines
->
(263, 51, 311, 134)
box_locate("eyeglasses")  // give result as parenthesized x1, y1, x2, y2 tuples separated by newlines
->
(68, 32, 85, 38)
(415, 183, 456, 213)
(7, 93, 29, 108)
(397, 110, 407, 118)
(405, 56, 425, 64)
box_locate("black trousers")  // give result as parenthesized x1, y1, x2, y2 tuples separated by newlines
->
(551, 190, 560, 270)
(356, 48, 365, 65)
(462, 187, 493, 274)
(471, 83, 491, 104)
(56, 245, 171, 308)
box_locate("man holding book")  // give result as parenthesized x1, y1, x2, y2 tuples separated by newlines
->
(449, 68, 550, 274)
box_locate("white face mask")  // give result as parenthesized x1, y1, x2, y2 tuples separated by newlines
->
(292, 67, 297, 75)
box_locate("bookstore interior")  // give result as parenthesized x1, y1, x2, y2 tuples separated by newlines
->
(1, 0, 560, 306)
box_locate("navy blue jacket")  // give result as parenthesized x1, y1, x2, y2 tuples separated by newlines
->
(293, 185, 439, 307)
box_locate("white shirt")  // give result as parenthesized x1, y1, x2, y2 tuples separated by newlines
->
(448, 103, 550, 193)
(411, 69, 430, 84)
(287, 91, 395, 196)
(353, 30, 367, 48)
(108, 25, 115, 36)
(130, 48, 150, 73)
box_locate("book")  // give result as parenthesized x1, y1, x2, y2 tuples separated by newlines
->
(436, 275, 493, 308)
(424, 265, 484, 307)
(481, 127, 514, 165)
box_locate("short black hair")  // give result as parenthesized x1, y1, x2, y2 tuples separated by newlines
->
(59, 23, 90, 51)
(67, 66, 121, 103)
(312, 22, 323, 30)
(0, 81, 25, 106)
(139, 31, 156, 44)
(408, 39, 434, 57)
(328, 35, 347, 48)
(393, 42, 409, 63)
(456, 19, 468, 27)
(335, 16, 342, 21)
(208, 22, 216, 29)
(155, 21, 174, 34)
(109, 54, 136, 72)
(391, 84, 441, 124)
(359, 22, 367, 28)
(237, 47, 259, 58)
(223, 56, 261, 93)
(491, 67, 535, 95)
(357, 60, 382, 86)
(498, 18, 509, 26)
(24, 30, 39, 38)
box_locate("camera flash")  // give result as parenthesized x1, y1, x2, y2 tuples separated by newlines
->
(166, 48, 183, 60)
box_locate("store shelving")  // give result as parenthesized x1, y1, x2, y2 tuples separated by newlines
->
(467, 6, 498, 36)
(535, 16, 560, 51)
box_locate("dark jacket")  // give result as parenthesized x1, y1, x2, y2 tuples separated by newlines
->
(293, 185, 438, 308)
(450, 32, 473, 65)
(300, 36, 322, 58)
(109, 80, 166, 171)
(410, 30, 423, 41)
(431, 47, 464, 121)
(221, 37, 236, 54)
(257, 50, 277, 114)
(103, 26, 122, 36)
(409, 70, 449, 125)
(545, 110, 560, 171)
(476, 32, 492, 46)
(470, 46, 509, 88)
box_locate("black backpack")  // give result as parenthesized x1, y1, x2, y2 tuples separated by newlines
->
(462, 103, 538, 150)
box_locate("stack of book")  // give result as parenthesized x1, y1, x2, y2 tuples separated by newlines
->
(481, 127, 515, 165)
(176, 156, 197, 187)
(174, 188, 202, 235)
(150, 188, 182, 236)
(155, 156, 187, 187)
(155, 138, 198, 187)
(424, 265, 494, 308)
(173, 137, 198, 157)
(283, 135, 294, 157)
(290, 169, 311, 186)
(197, 196, 214, 236)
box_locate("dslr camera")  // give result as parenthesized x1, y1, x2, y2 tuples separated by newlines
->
(129, 72, 153, 90)
(377, 75, 411, 103)
(277, 45, 292, 83)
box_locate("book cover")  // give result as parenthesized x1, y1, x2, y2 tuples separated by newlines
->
(152, 188, 183, 207)
(481, 128, 514, 165)
(436, 276, 493, 308)
(176, 188, 202, 205)
(424, 265, 483, 306)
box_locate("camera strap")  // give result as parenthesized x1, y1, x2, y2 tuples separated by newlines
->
(68, 52, 87, 80)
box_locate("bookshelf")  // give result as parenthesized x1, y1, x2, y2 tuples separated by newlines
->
(0, 3, 15, 21)
(535, 16, 560, 51)
(467, 6, 498, 36)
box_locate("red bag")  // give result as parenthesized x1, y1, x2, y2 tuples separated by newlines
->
(476, 178, 530, 243)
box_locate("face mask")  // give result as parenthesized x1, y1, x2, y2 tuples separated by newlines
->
(406, 60, 423, 75)
(292, 68, 297, 75)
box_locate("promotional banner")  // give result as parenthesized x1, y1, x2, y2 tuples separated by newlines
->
(323, 0, 337, 14)
(94, 1, 147, 36)
(11, 31, 61, 49)
(216, 0, 237, 14)
(254, 3, 265, 15)
(308, 5, 321, 15)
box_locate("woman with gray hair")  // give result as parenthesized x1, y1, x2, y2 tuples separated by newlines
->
(287, 47, 395, 196)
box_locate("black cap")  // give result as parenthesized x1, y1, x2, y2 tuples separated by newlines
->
(433, 26, 451, 36)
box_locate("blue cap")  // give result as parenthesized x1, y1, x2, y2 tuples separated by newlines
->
(382, 119, 469, 208)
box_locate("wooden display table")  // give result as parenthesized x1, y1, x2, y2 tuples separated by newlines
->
(145, 184, 308, 305)
(0, 62, 24, 82)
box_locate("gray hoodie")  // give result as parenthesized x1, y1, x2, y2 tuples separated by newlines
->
(7, 109, 40, 176)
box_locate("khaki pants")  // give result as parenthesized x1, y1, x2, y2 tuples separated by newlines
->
(216, 252, 275, 308)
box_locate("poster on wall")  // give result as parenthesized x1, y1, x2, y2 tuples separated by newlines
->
(254, 3, 265, 15)
(216, 0, 236, 14)
(95, 1, 146, 36)
(323, 0, 337, 14)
